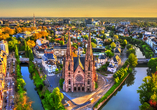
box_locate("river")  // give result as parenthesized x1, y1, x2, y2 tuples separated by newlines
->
(100, 47, 148, 110)
(21, 65, 44, 110)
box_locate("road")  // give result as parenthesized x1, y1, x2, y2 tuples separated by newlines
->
(3, 53, 15, 110)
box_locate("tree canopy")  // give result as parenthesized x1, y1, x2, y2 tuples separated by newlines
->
(128, 53, 138, 67)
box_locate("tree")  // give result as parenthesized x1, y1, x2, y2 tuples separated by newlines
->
(33, 33, 42, 40)
(91, 38, 97, 44)
(59, 40, 64, 46)
(47, 87, 64, 110)
(109, 31, 114, 37)
(137, 73, 157, 109)
(110, 42, 116, 49)
(16, 27, 22, 33)
(128, 53, 138, 67)
(39, 31, 48, 38)
(43, 26, 47, 30)
(102, 34, 106, 41)
(91, 42, 97, 48)
(38, 26, 42, 29)
(123, 39, 127, 47)
(148, 58, 157, 72)
(127, 48, 135, 55)
(31, 27, 37, 31)
(82, 35, 88, 40)
(26, 40, 35, 48)
(113, 35, 118, 40)
(105, 50, 114, 58)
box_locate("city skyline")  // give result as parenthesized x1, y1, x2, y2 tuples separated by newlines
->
(0, 0, 157, 17)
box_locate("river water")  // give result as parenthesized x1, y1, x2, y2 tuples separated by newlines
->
(21, 65, 44, 110)
(100, 47, 148, 110)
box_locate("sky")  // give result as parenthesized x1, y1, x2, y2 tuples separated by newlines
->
(0, 0, 157, 17)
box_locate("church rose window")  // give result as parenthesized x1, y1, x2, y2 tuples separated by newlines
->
(76, 74, 83, 82)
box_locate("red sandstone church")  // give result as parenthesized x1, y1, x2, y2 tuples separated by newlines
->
(62, 32, 97, 92)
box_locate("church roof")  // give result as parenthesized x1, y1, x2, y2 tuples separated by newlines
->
(114, 48, 121, 53)
(73, 57, 85, 71)
(99, 55, 106, 59)
(43, 53, 56, 60)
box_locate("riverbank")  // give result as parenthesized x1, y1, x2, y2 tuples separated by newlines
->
(28, 61, 65, 110)
(94, 66, 130, 110)
(21, 65, 44, 110)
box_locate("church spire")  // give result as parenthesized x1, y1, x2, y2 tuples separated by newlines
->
(66, 32, 72, 59)
(86, 30, 93, 60)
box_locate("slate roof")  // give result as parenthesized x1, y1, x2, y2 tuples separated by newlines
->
(99, 55, 106, 59)
(73, 57, 85, 71)
(108, 63, 115, 68)
(54, 45, 67, 49)
(114, 48, 121, 53)
(113, 55, 121, 62)
(44, 53, 55, 60)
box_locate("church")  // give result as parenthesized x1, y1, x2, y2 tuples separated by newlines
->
(62, 32, 97, 92)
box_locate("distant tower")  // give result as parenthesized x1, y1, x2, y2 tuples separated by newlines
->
(33, 14, 36, 27)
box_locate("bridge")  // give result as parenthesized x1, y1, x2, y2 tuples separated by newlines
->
(137, 58, 150, 64)
(19, 58, 29, 63)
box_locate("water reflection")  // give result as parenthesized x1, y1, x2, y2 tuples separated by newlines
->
(100, 67, 148, 110)
(125, 69, 136, 87)
(21, 65, 44, 110)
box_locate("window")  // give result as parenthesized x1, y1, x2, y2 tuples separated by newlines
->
(68, 64, 70, 70)
(88, 79, 90, 84)
(68, 73, 70, 77)
(78, 87, 80, 91)
(88, 73, 90, 77)
(74, 87, 76, 91)
(82, 87, 84, 91)
(88, 62, 90, 71)
(78, 71, 80, 73)
(69, 88, 71, 92)
(68, 80, 71, 84)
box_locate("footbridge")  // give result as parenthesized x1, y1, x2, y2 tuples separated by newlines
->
(19, 58, 29, 63)
(137, 58, 150, 64)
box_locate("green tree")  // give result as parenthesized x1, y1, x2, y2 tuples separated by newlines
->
(91, 38, 97, 44)
(91, 42, 97, 48)
(47, 87, 64, 110)
(110, 42, 116, 49)
(148, 58, 157, 72)
(123, 39, 127, 47)
(139, 102, 154, 110)
(105, 50, 114, 58)
(113, 35, 118, 40)
(127, 48, 135, 55)
(137, 73, 157, 108)
(109, 31, 114, 37)
(128, 53, 138, 67)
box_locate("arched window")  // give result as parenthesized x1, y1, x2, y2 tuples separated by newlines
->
(88, 73, 90, 77)
(88, 62, 90, 71)
(88, 79, 90, 84)
(68, 64, 70, 70)
(68, 72, 70, 77)
(68, 79, 71, 84)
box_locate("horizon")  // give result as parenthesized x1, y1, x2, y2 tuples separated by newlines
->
(0, 0, 157, 17)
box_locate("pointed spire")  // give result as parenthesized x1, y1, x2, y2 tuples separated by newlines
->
(86, 30, 93, 60)
(66, 31, 72, 59)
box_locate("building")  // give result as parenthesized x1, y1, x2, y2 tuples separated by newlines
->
(63, 19, 70, 24)
(42, 49, 57, 73)
(62, 32, 97, 92)
(0, 40, 9, 56)
(85, 18, 94, 25)
(114, 47, 121, 56)
(0, 49, 7, 75)
(53, 45, 67, 57)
